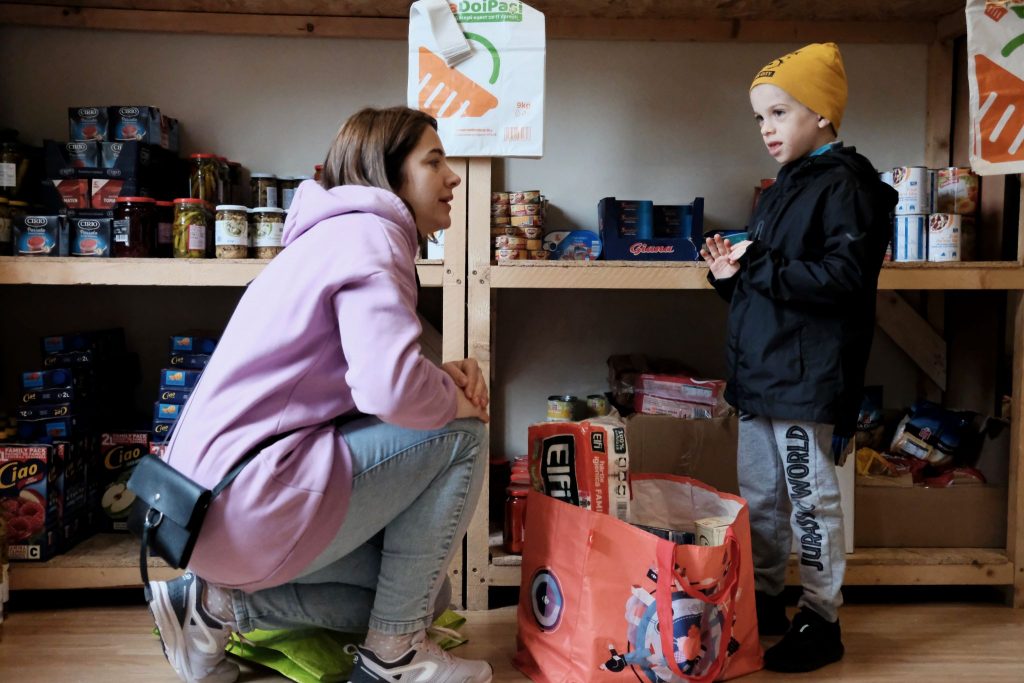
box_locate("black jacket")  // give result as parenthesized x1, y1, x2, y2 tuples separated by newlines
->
(710, 146, 897, 436)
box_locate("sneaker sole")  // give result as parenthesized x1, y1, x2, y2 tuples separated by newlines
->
(149, 580, 191, 679)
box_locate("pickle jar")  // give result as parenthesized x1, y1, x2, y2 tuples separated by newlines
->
(250, 173, 279, 208)
(112, 196, 155, 257)
(215, 205, 249, 259)
(227, 161, 242, 204)
(154, 200, 174, 257)
(0, 197, 10, 254)
(188, 153, 219, 204)
(172, 198, 212, 258)
(249, 207, 285, 259)
(215, 156, 229, 204)
(279, 177, 297, 210)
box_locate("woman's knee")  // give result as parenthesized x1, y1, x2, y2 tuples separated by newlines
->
(449, 417, 486, 447)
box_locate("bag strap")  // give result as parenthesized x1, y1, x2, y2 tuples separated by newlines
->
(654, 532, 740, 682)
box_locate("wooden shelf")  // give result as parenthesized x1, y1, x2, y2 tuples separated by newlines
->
(9, 534, 181, 590)
(0, 257, 446, 287)
(0, 1, 964, 43)
(485, 547, 1014, 588)
(486, 260, 1024, 291)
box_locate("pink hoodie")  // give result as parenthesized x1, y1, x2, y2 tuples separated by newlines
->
(167, 181, 458, 592)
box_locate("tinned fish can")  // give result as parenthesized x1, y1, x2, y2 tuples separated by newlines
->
(491, 191, 510, 205)
(935, 167, 979, 215)
(509, 190, 541, 205)
(587, 394, 610, 417)
(495, 247, 523, 262)
(893, 214, 927, 262)
(491, 203, 510, 217)
(495, 235, 527, 249)
(891, 166, 932, 215)
(510, 203, 541, 217)
(927, 213, 965, 262)
(547, 395, 578, 422)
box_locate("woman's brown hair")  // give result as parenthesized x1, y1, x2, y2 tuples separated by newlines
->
(320, 106, 438, 194)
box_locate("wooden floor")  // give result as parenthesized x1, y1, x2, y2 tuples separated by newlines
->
(2, 599, 1024, 681)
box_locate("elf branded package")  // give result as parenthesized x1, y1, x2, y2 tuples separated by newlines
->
(527, 416, 630, 520)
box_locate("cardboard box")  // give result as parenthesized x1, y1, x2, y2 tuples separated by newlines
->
(625, 414, 739, 493)
(626, 414, 854, 552)
(854, 483, 1006, 548)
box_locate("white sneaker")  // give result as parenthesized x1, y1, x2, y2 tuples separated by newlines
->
(148, 572, 239, 683)
(350, 630, 492, 683)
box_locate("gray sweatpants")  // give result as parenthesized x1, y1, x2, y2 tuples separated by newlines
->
(737, 414, 845, 622)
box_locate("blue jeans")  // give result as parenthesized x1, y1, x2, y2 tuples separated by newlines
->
(230, 416, 486, 635)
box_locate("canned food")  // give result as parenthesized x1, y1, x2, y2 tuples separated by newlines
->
(927, 213, 967, 262)
(510, 190, 541, 205)
(250, 173, 279, 208)
(491, 217, 511, 226)
(510, 203, 540, 217)
(215, 205, 249, 259)
(529, 249, 550, 260)
(893, 214, 927, 262)
(491, 203, 510, 217)
(511, 215, 542, 227)
(547, 395, 577, 422)
(891, 166, 932, 215)
(491, 191, 510, 204)
(935, 167, 979, 215)
(520, 226, 542, 239)
(495, 247, 522, 262)
(587, 394, 610, 417)
(250, 207, 285, 258)
(525, 238, 542, 251)
(495, 235, 526, 249)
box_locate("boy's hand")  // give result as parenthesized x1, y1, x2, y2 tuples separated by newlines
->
(728, 240, 752, 264)
(701, 235, 739, 280)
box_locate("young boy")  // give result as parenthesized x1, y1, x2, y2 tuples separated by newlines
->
(701, 43, 897, 673)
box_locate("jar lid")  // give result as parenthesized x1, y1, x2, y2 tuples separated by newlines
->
(155, 200, 174, 207)
(116, 196, 155, 203)
(173, 197, 208, 205)
(250, 173, 277, 179)
(251, 207, 286, 214)
(189, 153, 217, 159)
(9, 200, 28, 207)
(507, 486, 530, 497)
(216, 155, 228, 161)
(314, 164, 323, 170)
(215, 204, 248, 211)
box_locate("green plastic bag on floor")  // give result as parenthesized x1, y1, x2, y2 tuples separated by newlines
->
(223, 609, 468, 683)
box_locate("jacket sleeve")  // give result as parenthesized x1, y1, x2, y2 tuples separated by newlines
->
(333, 268, 458, 430)
(707, 269, 737, 302)
(740, 180, 884, 306)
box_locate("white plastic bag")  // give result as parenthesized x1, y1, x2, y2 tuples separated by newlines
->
(407, 0, 545, 157)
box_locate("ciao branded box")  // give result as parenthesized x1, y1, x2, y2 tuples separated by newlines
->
(527, 416, 631, 520)
(96, 432, 149, 532)
(0, 444, 61, 561)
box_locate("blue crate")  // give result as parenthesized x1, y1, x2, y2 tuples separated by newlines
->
(598, 197, 703, 261)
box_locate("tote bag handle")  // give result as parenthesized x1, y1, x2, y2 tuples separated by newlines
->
(654, 531, 740, 682)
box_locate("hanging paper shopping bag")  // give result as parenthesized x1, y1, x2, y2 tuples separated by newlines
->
(514, 474, 763, 682)
(407, 0, 545, 157)
(967, 0, 1024, 173)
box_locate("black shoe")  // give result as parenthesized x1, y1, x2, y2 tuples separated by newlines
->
(763, 607, 844, 673)
(755, 590, 789, 636)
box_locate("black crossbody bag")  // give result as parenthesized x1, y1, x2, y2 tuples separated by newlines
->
(126, 427, 300, 598)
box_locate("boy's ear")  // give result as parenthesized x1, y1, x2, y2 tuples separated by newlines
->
(817, 116, 833, 130)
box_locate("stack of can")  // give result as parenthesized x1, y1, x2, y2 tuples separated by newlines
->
(492, 190, 548, 262)
(883, 166, 979, 262)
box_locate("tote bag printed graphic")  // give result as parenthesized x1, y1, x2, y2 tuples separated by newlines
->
(967, 0, 1024, 173)
(515, 476, 763, 683)
(408, 0, 545, 157)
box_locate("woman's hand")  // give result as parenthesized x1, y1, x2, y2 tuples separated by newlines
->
(455, 388, 490, 423)
(442, 358, 490, 409)
(701, 235, 740, 280)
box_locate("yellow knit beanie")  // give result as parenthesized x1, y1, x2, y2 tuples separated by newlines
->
(750, 43, 848, 132)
